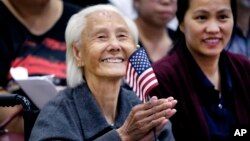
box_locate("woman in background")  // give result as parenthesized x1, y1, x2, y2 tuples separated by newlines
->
(133, 0, 177, 63)
(0, 0, 80, 134)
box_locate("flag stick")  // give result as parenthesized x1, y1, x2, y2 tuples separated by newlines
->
(146, 95, 157, 141)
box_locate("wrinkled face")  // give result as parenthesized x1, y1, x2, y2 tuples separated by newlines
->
(75, 11, 136, 80)
(180, 0, 233, 58)
(134, 0, 177, 27)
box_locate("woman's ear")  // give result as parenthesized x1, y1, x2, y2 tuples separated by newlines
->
(179, 22, 184, 33)
(72, 42, 84, 67)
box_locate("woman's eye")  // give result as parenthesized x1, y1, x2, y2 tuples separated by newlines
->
(117, 34, 127, 40)
(97, 35, 107, 40)
(196, 15, 207, 21)
(219, 15, 229, 21)
(98, 35, 106, 38)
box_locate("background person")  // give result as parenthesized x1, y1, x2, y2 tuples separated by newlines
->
(29, 4, 177, 141)
(0, 0, 80, 134)
(226, 0, 250, 59)
(133, 0, 178, 63)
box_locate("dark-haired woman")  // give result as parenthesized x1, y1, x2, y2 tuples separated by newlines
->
(149, 0, 250, 140)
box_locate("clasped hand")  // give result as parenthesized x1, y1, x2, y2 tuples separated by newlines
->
(117, 96, 177, 141)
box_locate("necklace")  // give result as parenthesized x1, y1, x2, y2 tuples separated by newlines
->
(218, 92, 223, 109)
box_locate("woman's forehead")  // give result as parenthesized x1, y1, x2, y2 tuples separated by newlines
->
(86, 10, 124, 22)
(187, 0, 231, 12)
(84, 11, 128, 31)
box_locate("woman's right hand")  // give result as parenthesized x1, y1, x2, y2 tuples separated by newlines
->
(117, 96, 177, 141)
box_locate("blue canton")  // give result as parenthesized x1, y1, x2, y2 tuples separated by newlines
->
(129, 48, 151, 75)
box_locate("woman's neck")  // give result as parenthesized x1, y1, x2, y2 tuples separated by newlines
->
(192, 54, 221, 90)
(2, 0, 63, 35)
(135, 18, 169, 42)
(135, 18, 173, 62)
(86, 76, 121, 125)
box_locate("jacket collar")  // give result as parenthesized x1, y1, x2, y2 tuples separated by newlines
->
(72, 83, 134, 140)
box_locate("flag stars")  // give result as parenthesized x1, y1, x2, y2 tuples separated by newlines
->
(129, 49, 151, 74)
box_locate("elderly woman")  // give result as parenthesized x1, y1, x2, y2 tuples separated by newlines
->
(29, 4, 177, 141)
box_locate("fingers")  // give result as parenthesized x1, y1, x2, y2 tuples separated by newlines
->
(118, 96, 177, 141)
(134, 96, 176, 113)
(167, 97, 178, 108)
(135, 96, 177, 131)
(166, 108, 177, 119)
(138, 130, 156, 141)
(130, 97, 176, 128)
(128, 101, 171, 128)
(155, 119, 169, 136)
(131, 96, 177, 123)
(159, 96, 178, 109)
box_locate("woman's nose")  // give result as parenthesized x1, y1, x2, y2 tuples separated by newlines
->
(108, 37, 121, 52)
(206, 21, 220, 34)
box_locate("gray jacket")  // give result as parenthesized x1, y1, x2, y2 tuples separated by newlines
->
(29, 83, 175, 141)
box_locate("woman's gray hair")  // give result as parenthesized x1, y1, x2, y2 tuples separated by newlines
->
(65, 4, 139, 88)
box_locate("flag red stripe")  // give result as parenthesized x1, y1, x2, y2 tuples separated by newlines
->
(126, 62, 158, 102)
(139, 71, 158, 101)
(138, 70, 154, 99)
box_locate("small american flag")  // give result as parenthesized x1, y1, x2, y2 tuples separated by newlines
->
(125, 47, 159, 103)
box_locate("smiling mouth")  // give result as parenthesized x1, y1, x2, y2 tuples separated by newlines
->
(203, 38, 220, 44)
(102, 58, 124, 63)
